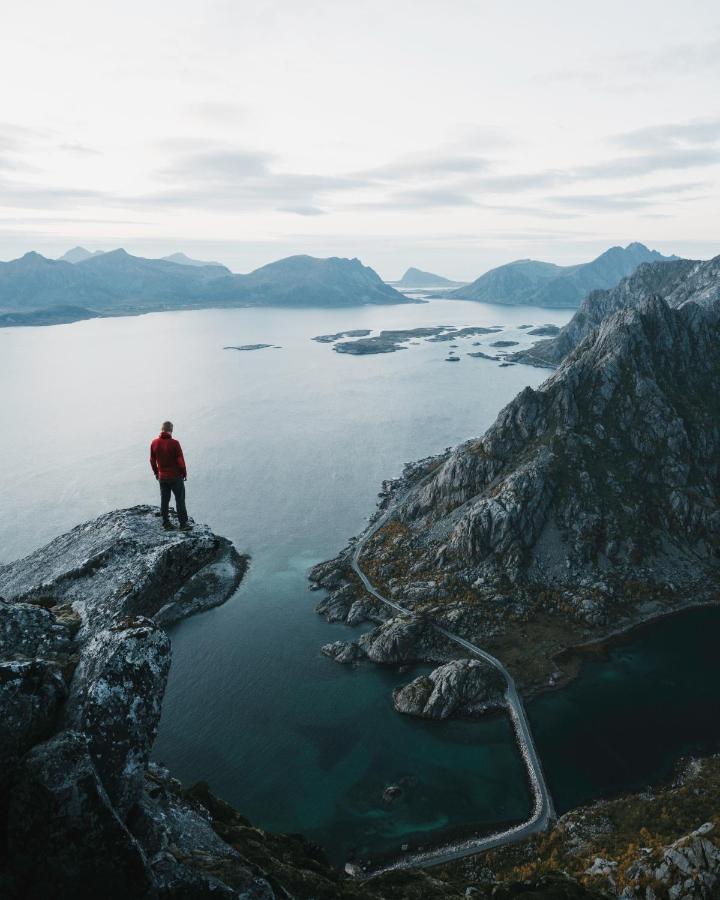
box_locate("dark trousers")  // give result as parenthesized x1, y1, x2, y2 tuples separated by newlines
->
(159, 478, 188, 525)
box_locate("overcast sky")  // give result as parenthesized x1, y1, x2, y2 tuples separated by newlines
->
(0, 0, 718, 278)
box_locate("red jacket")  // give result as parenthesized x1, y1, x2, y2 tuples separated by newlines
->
(150, 432, 187, 480)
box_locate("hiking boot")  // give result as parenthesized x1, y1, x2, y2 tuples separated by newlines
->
(179, 523, 193, 531)
(163, 522, 176, 530)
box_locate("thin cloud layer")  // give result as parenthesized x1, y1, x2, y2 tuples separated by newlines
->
(0, 0, 717, 273)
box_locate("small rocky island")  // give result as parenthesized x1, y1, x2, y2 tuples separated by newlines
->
(330, 325, 507, 355)
(312, 329, 372, 343)
(334, 327, 456, 354)
(224, 343, 280, 351)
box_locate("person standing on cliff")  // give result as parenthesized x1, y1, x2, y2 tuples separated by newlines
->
(150, 421, 192, 531)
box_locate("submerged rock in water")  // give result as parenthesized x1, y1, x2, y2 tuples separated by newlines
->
(382, 784, 403, 803)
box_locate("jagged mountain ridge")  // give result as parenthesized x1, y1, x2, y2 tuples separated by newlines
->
(513, 254, 720, 367)
(396, 294, 720, 602)
(207, 254, 408, 306)
(161, 251, 225, 267)
(313, 292, 720, 692)
(59, 246, 105, 263)
(449, 242, 678, 307)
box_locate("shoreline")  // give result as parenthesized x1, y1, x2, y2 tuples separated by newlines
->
(355, 600, 720, 876)
(525, 593, 720, 704)
(0, 297, 430, 329)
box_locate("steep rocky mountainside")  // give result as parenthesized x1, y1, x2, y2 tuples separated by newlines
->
(448, 243, 676, 307)
(0, 506, 252, 899)
(442, 754, 720, 900)
(513, 255, 720, 368)
(311, 295, 720, 693)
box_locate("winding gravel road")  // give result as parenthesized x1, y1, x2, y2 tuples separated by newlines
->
(349, 501, 555, 874)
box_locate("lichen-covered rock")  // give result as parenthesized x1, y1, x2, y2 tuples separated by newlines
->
(0, 596, 73, 658)
(0, 505, 248, 635)
(321, 639, 365, 663)
(324, 614, 450, 668)
(357, 615, 438, 664)
(393, 659, 506, 720)
(610, 821, 720, 899)
(6, 730, 156, 899)
(316, 583, 359, 622)
(128, 765, 276, 899)
(64, 617, 172, 816)
(0, 658, 67, 789)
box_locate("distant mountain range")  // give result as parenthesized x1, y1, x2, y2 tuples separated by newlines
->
(59, 247, 106, 263)
(60, 247, 225, 268)
(0, 250, 412, 325)
(0, 242, 689, 327)
(512, 254, 720, 367)
(160, 252, 225, 268)
(396, 267, 465, 288)
(448, 242, 678, 307)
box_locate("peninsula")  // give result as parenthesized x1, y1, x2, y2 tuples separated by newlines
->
(311, 292, 720, 702)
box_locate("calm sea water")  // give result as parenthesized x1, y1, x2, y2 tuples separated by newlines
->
(1, 300, 718, 866)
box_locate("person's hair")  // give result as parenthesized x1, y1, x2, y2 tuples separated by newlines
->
(162, 421, 173, 432)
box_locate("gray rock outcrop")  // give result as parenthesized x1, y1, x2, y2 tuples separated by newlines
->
(0, 505, 247, 632)
(393, 659, 505, 719)
(63, 617, 172, 815)
(6, 730, 157, 899)
(0, 506, 255, 899)
(513, 254, 720, 368)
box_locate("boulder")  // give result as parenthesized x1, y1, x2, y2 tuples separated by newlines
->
(0, 505, 248, 636)
(64, 617, 171, 816)
(6, 730, 156, 899)
(393, 658, 506, 719)
(0, 596, 72, 658)
(0, 658, 67, 789)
